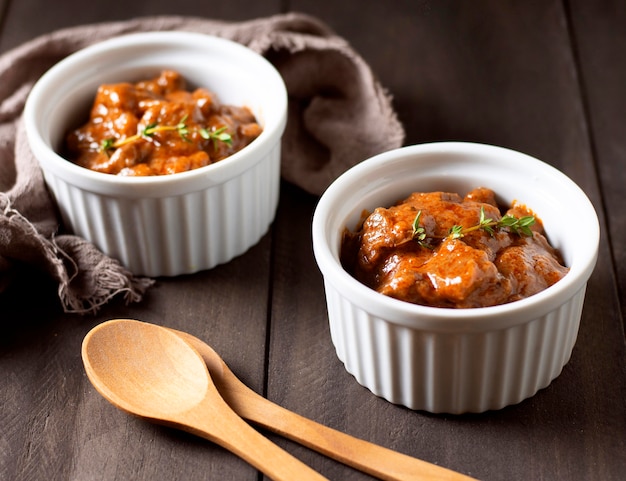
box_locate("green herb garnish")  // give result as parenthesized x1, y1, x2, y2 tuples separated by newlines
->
(199, 125, 232, 150)
(411, 206, 535, 247)
(100, 115, 232, 155)
(448, 206, 535, 238)
(411, 211, 431, 248)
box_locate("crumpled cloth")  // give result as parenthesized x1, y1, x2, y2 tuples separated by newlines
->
(0, 13, 405, 314)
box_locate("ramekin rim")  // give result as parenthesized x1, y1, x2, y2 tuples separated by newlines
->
(23, 30, 288, 193)
(311, 141, 600, 331)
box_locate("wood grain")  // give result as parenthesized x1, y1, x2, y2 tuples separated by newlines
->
(0, 1, 624, 480)
(0, 0, 282, 51)
(567, 0, 626, 322)
(82, 320, 330, 481)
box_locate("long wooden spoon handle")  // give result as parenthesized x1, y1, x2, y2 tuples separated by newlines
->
(174, 330, 477, 481)
(186, 391, 329, 481)
(239, 397, 476, 481)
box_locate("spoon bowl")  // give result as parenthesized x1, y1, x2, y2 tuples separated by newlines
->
(84, 319, 208, 418)
(82, 319, 327, 481)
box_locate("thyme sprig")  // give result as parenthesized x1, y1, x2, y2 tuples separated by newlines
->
(411, 206, 535, 246)
(100, 115, 232, 155)
(411, 211, 431, 249)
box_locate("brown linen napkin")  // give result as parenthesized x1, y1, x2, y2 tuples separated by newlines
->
(0, 13, 405, 314)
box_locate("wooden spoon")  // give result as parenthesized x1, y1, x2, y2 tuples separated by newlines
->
(170, 326, 478, 481)
(81, 319, 328, 481)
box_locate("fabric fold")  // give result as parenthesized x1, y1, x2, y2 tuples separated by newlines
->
(0, 13, 405, 314)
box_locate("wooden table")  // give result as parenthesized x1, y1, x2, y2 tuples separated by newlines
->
(2, 1, 625, 480)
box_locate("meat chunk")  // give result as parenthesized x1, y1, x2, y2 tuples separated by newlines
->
(341, 188, 568, 308)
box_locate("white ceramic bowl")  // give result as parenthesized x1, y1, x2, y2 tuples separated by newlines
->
(312, 142, 599, 414)
(24, 31, 287, 276)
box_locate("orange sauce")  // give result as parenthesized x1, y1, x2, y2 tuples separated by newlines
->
(341, 188, 568, 308)
(64, 70, 262, 176)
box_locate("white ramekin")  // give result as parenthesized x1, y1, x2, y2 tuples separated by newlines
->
(312, 142, 599, 414)
(24, 31, 287, 277)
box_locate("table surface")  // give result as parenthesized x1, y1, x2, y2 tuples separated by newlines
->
(1, 1, 625, 480)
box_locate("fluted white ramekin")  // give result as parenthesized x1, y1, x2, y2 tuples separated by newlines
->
(24, 32, 287, 276)
(312, 142, 599, 414)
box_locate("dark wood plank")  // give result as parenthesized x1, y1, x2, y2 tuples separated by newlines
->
(0, 0, 282, 51)
(0, 2, 282, 479)
(1, 1, 625, 480)
(567, 0, 626, 324)
(0, 0, 8, 27)
(269, 1, 626, 480)
(0, 237, 274, 480)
